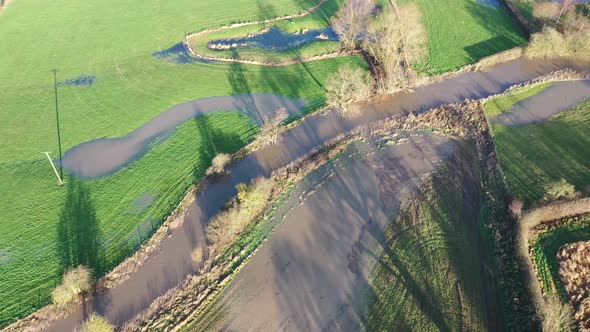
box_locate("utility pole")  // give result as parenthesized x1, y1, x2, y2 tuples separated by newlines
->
(53, 69, 64, 182)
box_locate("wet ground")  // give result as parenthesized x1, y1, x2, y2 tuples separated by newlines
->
(207, 27, 338, 52)
(62, 94, 309, 178)
(190, 134, 458, 331)
(43, 58, 590, 332)
(491, 80, 590, 126)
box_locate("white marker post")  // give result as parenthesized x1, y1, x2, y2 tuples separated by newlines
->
(42, 152, 65, 186)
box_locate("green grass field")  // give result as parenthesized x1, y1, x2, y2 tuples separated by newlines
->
(403, 0, 527, 74)
(530, 216, 590, 300)
(0, 112, 258, 325)
(484, 86, 590, 207)
(0, 0, 526, 326)
(363, 148, 501, 331)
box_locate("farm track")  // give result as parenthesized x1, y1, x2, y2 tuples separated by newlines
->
(29, 58, 590, 332)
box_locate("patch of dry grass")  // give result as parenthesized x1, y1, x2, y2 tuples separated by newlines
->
(206, 177, 274, 253)
(80, 314, 114, 332)
(51, 266, 92, 306)
(206, 153, 231, 176)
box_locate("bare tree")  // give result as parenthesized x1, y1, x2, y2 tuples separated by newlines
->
(259, 107, 289, 145)
(325, 65, 373, 113)
(332, 0, 376, 50)
(533, 2, 563, 21)
(364, 4, 428, 93)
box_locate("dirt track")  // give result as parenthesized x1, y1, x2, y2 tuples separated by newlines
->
(38, 58, 590, 332)
(189, 134, 458, 331)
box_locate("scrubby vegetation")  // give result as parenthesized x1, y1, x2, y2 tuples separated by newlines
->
(80, 314, 115, 332)
(206, 153, 232, 176)
(206, 177, 274, 253)
(51, 266, 93, 306)
(543, 179, 577, 203)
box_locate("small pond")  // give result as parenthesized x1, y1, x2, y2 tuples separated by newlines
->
(207, 26, 339, 52)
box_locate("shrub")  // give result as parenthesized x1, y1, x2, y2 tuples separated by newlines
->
(544, 179, 576, 203)
(206, 177, 274, 252)
(206, 153, 231, 176)
(541, 296, 575, 332)
(52, 265, 93, 306)
(191, 246, 204, 264)
(80, 314, 115, 332)
(325, 65, 373, 113)
(527, 27, 568, 59)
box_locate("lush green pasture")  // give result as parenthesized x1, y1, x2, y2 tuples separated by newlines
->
(364, 154, 501, 331)
(402, 0, 527, 74)
(0, 112, 258, 325)
(484, 87, 590, 207)
(0, 0, 358, 162)
(530, 217, 590, 300)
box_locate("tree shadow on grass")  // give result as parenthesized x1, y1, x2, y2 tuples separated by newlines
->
(57, 177, 101, 277)
(463, 0, 528, 58)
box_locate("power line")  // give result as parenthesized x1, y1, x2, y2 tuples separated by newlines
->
(53, 69, 64, 183)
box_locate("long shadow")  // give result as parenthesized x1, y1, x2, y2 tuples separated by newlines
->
(57, 177, 101, 277)
(463, 0, 528, 56)
(226, 50, 263, 124)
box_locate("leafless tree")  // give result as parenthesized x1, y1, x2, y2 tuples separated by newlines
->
(259, 106, 289, 144)
(364, 3, 428, 93)
(332, 0, 376, 50)
(325, 65, 373, 113)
